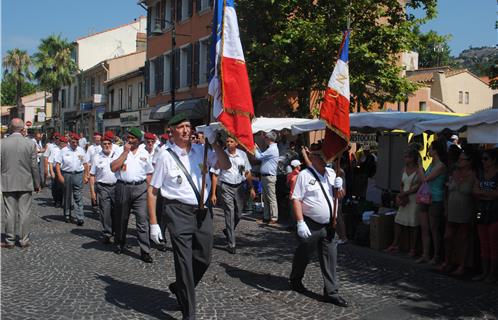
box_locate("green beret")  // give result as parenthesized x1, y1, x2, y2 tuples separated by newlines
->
(126, 127, 143, 139)
(167, 113, 190, 127)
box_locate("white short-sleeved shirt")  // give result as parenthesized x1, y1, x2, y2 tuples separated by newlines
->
(90, 151, 117, 184)
(151, 143, 218, 206)
(55, 146, 86, 172)
(113, 146, 154, 182)
(218, 149, 251, 184)
(291, 166, 336, 224)
(48, 146, 61, 164)
(43, 142, 55, 158)
(85, 144, 118, 164)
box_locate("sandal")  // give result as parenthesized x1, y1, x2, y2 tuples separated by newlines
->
(384, 245, 399, 253)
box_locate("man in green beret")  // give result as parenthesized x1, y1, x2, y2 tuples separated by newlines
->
(110, 127, 154, 263)
(148, 114, 231, 319)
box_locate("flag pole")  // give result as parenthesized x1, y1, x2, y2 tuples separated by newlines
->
(199, 99, 212, 210)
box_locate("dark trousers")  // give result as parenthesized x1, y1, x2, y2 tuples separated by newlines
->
(114, 181, 150, 254)
(164, 200, 213, 320)
(51, 178, 63, 205)
(290, 217, 339, 298)
(96, 183, 115, 237)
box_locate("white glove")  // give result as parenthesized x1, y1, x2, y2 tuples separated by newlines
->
(150, 224, 163, 244)
(297, 220, 312, 239)
(204, 127, 217, 144)
(334, 177, 343, 189)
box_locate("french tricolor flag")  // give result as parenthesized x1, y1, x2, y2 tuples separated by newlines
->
(320, 31, 351, 161)
(208, 0, 255, 153)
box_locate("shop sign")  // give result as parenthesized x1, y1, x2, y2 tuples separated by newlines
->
(120, 111, 140, 127)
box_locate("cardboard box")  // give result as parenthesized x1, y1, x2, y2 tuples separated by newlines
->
(370, 214, 395, 250)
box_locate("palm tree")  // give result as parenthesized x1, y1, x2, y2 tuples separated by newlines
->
(2, 48, 33, 108)
(32, 35, 78, 119)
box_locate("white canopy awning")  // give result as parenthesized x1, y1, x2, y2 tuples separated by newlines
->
(413, 108, 498, 134)
(196, 117, 313, 136)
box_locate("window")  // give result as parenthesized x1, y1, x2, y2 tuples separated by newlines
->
(109, 89, 115, 112)
(164, 0, 172, 25)
(196, 38, 210, 85)
(197, 0, 210, 12)
(119, 88, 123, 110)
(67, 86, 71, 107)
(151, 0, 164, 33)
(149, 59, 156, 94)
(163, 53, 171, 92)
(73, 86, 78, 105)
(127, 85, 133, 110)
(458, 91, 463, 104)
(419, 101, 427, 111)
(177, 0, 192, 22)
(179, 44, 192, 88)
(138, 82, 144, 108)
(96, 76, 101, 94)
(91, 77, 95, 95)
(465, 91, 469, 104)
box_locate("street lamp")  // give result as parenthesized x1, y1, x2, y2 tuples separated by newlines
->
(152, 19, 190, 118)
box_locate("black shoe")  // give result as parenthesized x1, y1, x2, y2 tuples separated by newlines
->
(168, 282, 177, 295)
(289, 280, 306, 293)
(76, 219, 84, 226)
(141, 251, 153, 263)
(102, 236, 112, 244)
(64, 216, 70, 223)
(114, 245, 124, 254)
(227, 246, 236, 254)
(323, 295, 349, 307)
(157, 243, 167, 252)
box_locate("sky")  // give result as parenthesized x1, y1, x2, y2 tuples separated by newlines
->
(1, 0, 496, 60)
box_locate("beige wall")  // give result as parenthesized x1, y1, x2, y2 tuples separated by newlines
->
(107, 51, 146, 80)
(440, 72, 493, 113)
(107, 75, 145, 113)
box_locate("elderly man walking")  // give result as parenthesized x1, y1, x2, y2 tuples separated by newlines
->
(1, 118, 41, 248)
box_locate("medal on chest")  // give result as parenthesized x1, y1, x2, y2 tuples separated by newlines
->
(177, 175, 183, 184)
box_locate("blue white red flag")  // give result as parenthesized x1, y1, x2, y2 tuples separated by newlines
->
(320, 31, 351, 161)
(208, 0, 255, 153)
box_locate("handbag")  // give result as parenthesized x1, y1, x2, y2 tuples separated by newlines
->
(166, 148, 208, 216)
(416, 182, 431, 205)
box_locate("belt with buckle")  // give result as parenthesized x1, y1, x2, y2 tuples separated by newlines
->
(62, 170, 83, 174)
(222, 181, 243, 188)
(117, 180, 145, 185)
(261, 174, 275, 177)
(97, 182, 116, 187)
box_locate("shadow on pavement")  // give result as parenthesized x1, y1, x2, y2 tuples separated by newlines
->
(97, 275, 178, 319)
(35, 197, 57, 208)
(41, 214, 66, 223)
(219, 262, 290, 293)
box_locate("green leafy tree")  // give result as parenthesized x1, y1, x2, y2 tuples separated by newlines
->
(32, 35, 78, 115)
(2, 48, 33, 107)
(0, 74, 37, 106)
(413, 28, 455, 68)
(237, 0, 437, 116)
(488, 59, 498, 90)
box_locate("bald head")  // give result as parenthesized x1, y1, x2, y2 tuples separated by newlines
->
(9, 118, 24, 133)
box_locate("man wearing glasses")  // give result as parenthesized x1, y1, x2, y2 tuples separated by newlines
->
(89, 131, 117, 244)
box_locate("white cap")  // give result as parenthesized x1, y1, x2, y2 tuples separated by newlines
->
(290, 159, 302, 168)
(450, 134, 458, 140)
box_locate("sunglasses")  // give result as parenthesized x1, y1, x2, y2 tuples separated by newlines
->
(146, 140, 155, 143)
(102, 142, 112, 145)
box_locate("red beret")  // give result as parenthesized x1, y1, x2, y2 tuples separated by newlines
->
(69, 132, 81, 140)
(160, 133, 169, 140)
(53, 132, 61, 138)
(102, 131, 114, 142)
(93, 132, 102, 137)
(59, 136, 69, 143)
(144, 132, 156, 140)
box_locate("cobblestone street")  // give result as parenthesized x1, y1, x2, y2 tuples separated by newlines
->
(2, 187, 497, 320)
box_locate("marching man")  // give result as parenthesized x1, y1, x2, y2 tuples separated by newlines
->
(89, 131, 117, 244)
(55, 132, 87, 225)
(110, 127, 154, 263)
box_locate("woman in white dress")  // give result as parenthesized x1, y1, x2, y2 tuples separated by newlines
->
(386, 147, 424, 256)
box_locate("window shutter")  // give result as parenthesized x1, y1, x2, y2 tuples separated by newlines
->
(193, 41, 200, 85)
(147, 7, 152, 36)
(188, 0, 193, 18)
(187, 44, 193, 87)
(160, 0, 166, 28)
(174, 49, 180, 89)
(144, 60, 150, 96)
(157, 57, 164, 93)
(171, 0, 176, 21)
(196, 0, 201, 13)
(176, 0, 182, 22)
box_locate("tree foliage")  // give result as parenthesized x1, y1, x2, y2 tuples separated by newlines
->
(0, 74, 38, 106)
(32, 35, 78, 108)
(488, 59, 498, 90)
(413, 28, 455, 68)
(236, 0, 437, 116)
(2, 48, 33, 106)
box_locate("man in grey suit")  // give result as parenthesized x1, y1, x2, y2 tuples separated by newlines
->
(1, 118, 40, 248)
